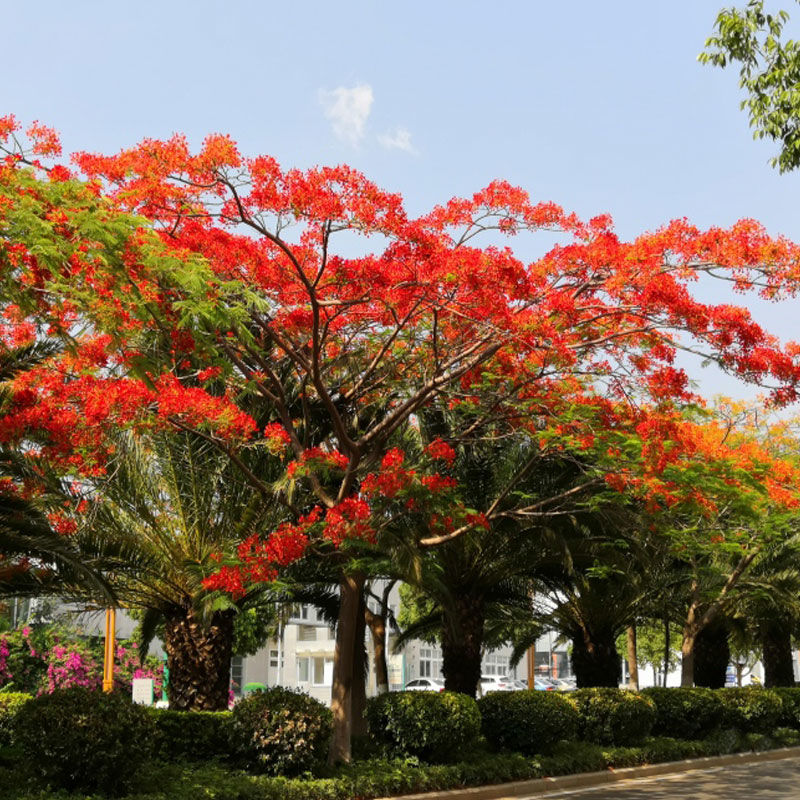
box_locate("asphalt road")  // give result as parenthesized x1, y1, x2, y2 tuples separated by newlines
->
(531, 757, 800, 799)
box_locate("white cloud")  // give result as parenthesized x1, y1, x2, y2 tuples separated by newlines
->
(318, 84, 374, 146)
(378, 127, 418, 155)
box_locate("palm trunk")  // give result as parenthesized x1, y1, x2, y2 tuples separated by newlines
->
(571, 628, 621, 688)
(441, 593, 484, 698)
(163, 605, 235, 711)
(760, 620, 795, 687)
(626, 625, 639, 690)
(693, 619, 729, 689)
(328, 571, 364, 764)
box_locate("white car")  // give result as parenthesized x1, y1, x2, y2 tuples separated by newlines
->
(404, 678, 445, 692)
(479, 674, 516, 694)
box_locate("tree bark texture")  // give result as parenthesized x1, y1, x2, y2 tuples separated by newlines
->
(571, 628, 621, 688)
(760, 620, 795, 687)
(693, 619, 729, 689)
(441, 592, 484, 698)
(626, 625, 639, 690)
(328, 571, 364, 764)
(365, 605, 389, 694)
(163, 605, 235, 711)
(350, 589, 368, 739)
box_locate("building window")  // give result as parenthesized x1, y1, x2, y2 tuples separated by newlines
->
(482, 652, 510, 676)
(269, 649, 283, 669)
(298, 625, 317, 641)
(420, 646, 443, 679)
(297, 657, 310, 683)
(313, 656, 333, 686)
(230, 656, 244, 695)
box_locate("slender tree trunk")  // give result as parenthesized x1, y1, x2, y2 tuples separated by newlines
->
(163, 605, 235, 711)
(328, 570, 364, 765)
(680, 632, 695, 687)
(351, 589, 368, 739)
(693, 619, 729, 689)
(440, 593, 484, 698)
(663, 616, 670, 688)
(571, 628, 621, 688)
(760, 620, 795, 687)
(365, 606, 389, 694)
(626, 625, 639, 690)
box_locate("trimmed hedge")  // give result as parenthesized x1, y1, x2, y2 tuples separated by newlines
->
(0, 692, 31, 748)
(773, 687, 800, 728)
(13, 687, 155, 795)
(365, 690, 480, 762)
(229, 686, 332, 775)
(572, 688, 656, 745)
(149, 708, 231, 762)
(641, 687, 724, 739)
(478, 689, 579, 755)
(716, 687, 784, 733)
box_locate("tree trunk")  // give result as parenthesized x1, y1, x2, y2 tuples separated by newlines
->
(328, 571, 364, 764)
(626, 625, 639, 690)
(350, 588, 368, 739)
(680, 632, 695, 688)
(365, 605, 389, 694)
(441, 593, 484, 698)
(571, 628, 621, 688)
(663, 616, 670, 687)
(163, 605, 235, 711)
(693, 619, 729, 689)
(760, 620, 795, 687)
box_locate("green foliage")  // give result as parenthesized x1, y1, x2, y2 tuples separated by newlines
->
(149, 708, 231, 762)
(229, 687, 333, 775)
(772, 686, 800, 727)
(716, 686, 784, 732)
(700, 1, 800, 173)
(572, 688, 656, 745)
(641, 686, 725, 739)
(365, 690, 480, 761)
(0, 692, 30, 747)
(13, 687, 155, 795)
(478, 689, 579, 755)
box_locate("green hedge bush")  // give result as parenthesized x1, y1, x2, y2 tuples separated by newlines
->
(13, 687, 155, 795)
(229, 687, 332, 775)
(365, 690, 480, 762)
(572, 688, 656, 746)
(772, 687, 800, 728)
(716, 687, 784, 733)
(641, 687, 724, 739)
(478, 689, 579, 755)
(0, 692, 31, 748)
(149, 708, 231, 762)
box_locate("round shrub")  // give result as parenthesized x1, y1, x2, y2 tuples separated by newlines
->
(14, 687, 155, 795)
(716, 687, 783, 733)
(149, 708, 232, 762)
(0, 692, 31, 748)
(229, 686, 332, 775)
(772, 687, 800, 728)
(366, 690, 480, 762)
(641, 687, 724, 739)
(478, 689, 579, 755)
(572, 688, 656, 746)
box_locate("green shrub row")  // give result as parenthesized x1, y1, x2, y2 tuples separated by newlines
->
(0, 692, 31, 748)
(6, 729, 800, 800)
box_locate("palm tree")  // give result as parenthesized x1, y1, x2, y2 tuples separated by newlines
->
(75, 429, 282, 710)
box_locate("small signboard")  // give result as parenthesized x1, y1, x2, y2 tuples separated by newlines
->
(132, 677, 154, 706)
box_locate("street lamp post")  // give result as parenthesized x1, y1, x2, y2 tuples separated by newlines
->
(102, 607, 116, 693)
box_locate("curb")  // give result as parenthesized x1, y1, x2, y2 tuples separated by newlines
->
(377, 745, 800, 800)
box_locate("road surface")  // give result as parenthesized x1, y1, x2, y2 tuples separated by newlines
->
(531, 757, 800, 799)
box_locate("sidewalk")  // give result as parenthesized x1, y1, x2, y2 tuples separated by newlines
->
(378, 746, 800, 800)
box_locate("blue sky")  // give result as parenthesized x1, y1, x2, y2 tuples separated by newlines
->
(4, 1, 799, 398)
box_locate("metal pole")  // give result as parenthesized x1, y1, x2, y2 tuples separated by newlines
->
(102, 608, 116, 693)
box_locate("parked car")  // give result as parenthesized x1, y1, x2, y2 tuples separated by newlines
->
(479, 675, 516, 694)
(533, 678, 556, 691)
(550, 677, 576, 691)
(404, 678, 445, 692)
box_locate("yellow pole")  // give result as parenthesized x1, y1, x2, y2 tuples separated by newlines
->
(102, 607, 116, 693)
